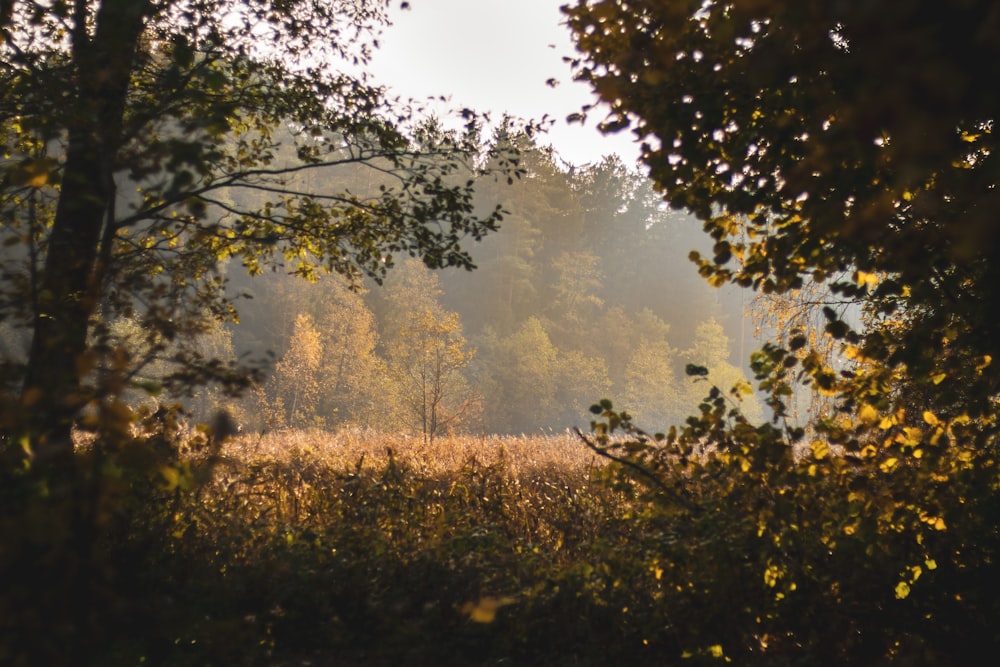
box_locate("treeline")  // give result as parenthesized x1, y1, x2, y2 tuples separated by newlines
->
(0, 124, 758, 439)
(216, 132, 761, 437)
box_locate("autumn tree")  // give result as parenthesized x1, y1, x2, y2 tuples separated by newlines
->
(0, 0, 515, 464)
(622, 341, 682, 426)
(565, 0, 1000, 444)
(233, 269, 384, 429)
(471, 315, 609, 434)
(681, 317, 762, 424)
(374, 259, 477, 441)
(567, 1, 1000, 662)
(269, 313, 323, 429)
(316, 279, 384, 427)
(385, 308, 475, 443)
(475, 317, 559, 434)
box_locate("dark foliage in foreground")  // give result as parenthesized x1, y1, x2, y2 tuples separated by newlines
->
(3, 416, 999, 666)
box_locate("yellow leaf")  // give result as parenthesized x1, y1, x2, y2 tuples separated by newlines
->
(708, 644, 724, 658)
(6, 157, 59, 188)
(855, 270, 879, 287)
(810, 440, 829, 460)
(933, 517, 947, 531)
(859, 404, 879, 424)
(818, 384, 838, 397)
(923, 410, 940, 426)
(461, 595, 517, 624)
(926, 559, 938, 570)
(931, 373, 947, 385)
(880, 457, 899, 472)
(895, 581, 911, 599)
(160, 465, 180, 491)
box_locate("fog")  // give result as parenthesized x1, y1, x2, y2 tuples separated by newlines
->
(222, 136, 762, 436)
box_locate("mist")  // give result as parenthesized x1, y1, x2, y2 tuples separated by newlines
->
(222, 133, 762, 437)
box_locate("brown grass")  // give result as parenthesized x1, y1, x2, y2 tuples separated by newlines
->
(222, 427, 605, 478)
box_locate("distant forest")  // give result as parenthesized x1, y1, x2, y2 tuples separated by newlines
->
(0, 123, 761, 439)
(213, 131, 762, 436)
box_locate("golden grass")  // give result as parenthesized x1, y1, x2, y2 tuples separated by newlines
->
(222, 428, 605, 478)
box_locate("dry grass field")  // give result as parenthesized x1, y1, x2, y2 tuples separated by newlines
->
(9, 425, 1000, 666)
(224, 428, 604, 477)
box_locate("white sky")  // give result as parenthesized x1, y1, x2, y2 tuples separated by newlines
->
(367, 0, 642, 167)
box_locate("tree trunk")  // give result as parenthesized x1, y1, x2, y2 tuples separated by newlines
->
(20, 0, 149, 463)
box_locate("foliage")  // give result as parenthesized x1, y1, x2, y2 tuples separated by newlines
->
(563, 0, 1000, 661)
(564, 0, 1000, 447)
(270, 313, 324, 428)
(578, 392, 1000, 665)
(373, 258, 478, 440)
(386, 307, 476, 443)
(0, 0, 516, 460)
(432, 135, 750, 434)
(4, 426, 999, 665)
(681, 317, 763, 424)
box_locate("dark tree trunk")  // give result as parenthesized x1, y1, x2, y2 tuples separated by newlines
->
(20, 0, 149, 463)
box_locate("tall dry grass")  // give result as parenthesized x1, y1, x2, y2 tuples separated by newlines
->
(223, 427, 606, 479)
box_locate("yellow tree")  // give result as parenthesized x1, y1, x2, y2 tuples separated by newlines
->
(378, 259, 477, 441)
(317, 279, 384, 427)
(270, 313, 323, 429)
(475, 317, 559, 433)
(682, 317, 763, 424)
(386, 308, 475, 444)
(622, 340, 683, 426)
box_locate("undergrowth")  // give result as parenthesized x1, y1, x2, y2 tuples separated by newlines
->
(3, 430, 667, 666)
(4, 426, 999, 666)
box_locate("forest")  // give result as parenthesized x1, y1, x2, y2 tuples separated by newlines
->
(210, 138, 761, 438)
(3, 1, 1000, 665)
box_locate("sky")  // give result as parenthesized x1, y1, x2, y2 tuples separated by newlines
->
(366, 0, 643, 167)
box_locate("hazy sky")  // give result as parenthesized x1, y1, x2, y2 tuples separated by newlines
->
(367, 0, 642, 167)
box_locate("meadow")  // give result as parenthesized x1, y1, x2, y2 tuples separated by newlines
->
(6, 423, 999, 666)
(5, 428, 659, 666)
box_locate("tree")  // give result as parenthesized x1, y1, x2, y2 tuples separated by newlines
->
(385, 307, 476, 444)
(316, 278, 384, 427)
(621, 340, 683, 426)
(0, 0, 514, 463)
(681, 317, 762, 425)
(565, 0, 1000, 446)
(543, 249, 605, 349)
(377, 259, 477, 442)
(270, 313, 323, 429)
(567, 3, 1000, 661)
(232, 270, 384, 429)
(476, 317, 559, 433)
